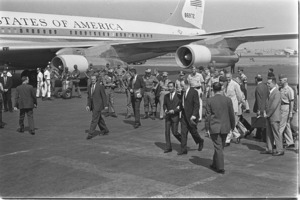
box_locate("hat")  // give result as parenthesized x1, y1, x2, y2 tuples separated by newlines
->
(219, 76, 227, 82)
(278, 74, 287, 79)
(179, 71, 185, 76)
(162, 72, 168, 76)
(145, 69, 151, 73)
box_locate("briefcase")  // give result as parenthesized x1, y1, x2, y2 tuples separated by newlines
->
(251, 117, 266, 128)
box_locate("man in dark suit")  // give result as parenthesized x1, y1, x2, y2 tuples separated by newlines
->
(205, 82, 235, 174)
(128, 68, 145, 129)
(261, 77, 283, 156)
(86, 75, 109, 139)
(178, 79, 204, 155)
(163, 81, 182, 153)
(250, 74, 269, 140)
(0, 82, 4, 128)
(14, 76, 37, 135)
(0, 70, 13, 112)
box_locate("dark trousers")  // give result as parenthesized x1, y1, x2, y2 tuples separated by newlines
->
(0, 101, 2, 124)
(89, 110, 108, 134)
(131, 96, 141, 125)
(210, 133, 228, 170)
(180, 114, 203, 152)
(165, 115, 181, 150)
(3, 91, 12, 111)
(19, 108, 34, 131)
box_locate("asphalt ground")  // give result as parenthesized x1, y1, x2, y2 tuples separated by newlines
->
(0, 56, 298, 198)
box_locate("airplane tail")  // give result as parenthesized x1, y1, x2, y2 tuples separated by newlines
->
(164, 0, 205, 29)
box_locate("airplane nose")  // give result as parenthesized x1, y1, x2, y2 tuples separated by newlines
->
(184, 53, 192, 61)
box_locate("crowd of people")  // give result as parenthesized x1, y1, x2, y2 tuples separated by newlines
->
(0, 63, 298, 174)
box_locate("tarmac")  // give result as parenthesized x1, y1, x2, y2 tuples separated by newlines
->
(0, 56, 299, 198)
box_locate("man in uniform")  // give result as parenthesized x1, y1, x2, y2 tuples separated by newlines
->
(36, 68, 44, 98)
(187, 66, 204, 122)
(42, 65, 51, 100)
(159, 72, 171, 120)
(71, 65, 82, 98)
(142, 69, 158, 120)
(0, 70, 13, 112)
(238, 68, 250, 113)
(122, 69, 133, 119)
(85, 64, 94, 87)
(50, 65, 60, 96)
(114, 64, 126, 92)
(103, 69, 117, 118)
(175, 71, 185, 95)
(278, 74, 294, 149)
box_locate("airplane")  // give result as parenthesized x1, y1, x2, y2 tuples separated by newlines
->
(283, 48, 298, 57)
(0, 0, 298, 81)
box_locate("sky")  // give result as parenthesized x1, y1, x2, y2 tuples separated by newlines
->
(1, 0, 298, 49)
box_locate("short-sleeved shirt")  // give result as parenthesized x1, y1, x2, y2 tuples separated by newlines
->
(37, 72, 43, 82)
(160, 79, 171, 91)
(280, 84, 294, 104)
(187, 73, 204, 87)
(71, 69, 81, 80)
(44, 70, 51, 80)
(143, 75, 158, 91)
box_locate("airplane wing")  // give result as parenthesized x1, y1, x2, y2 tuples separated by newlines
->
(222, 33, 298, 50)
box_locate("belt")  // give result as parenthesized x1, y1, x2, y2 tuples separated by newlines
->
(191, 86, 201, 89)
(281, 102, 289, 105)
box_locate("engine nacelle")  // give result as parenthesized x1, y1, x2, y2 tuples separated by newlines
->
(175, 45, 212, 68)
(51, 55, 89, 73)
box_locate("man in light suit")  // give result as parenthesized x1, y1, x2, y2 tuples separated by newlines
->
(178, 79, 204, 155)
(0, 70, 13, 112)
(261, 77, 283, 156)
(14, 76, 37, 135)
(205, 82, 235, 174)
(163, 81, 182, 153)
(86, 75, 109, 139)
(128, 68, 145, 129)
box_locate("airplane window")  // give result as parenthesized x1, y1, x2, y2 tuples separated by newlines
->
(75, 31, 77, 35)
(120, 33, 122, 37)
(151, 34, 153, 38)
(54, 30, 57, 34)
(89, 31, 91, 35)
(140, 34, 142, 37)
(49, 30, 52, 34)
(70, 30, 72, 35)
(116, 33, 118, 37)
(124, 33, 126, 37)
(32, 29, 34, 33)
(37, 29, 40, 34)
(43, 30, 46, 34)
(107, 32, 109, 36)
(14, 29, 17, 33)
(26, 29, 29, 33)
(94, 32, 96, 36)
(20, 29, 23, 33)
(79, 31, 82, 35)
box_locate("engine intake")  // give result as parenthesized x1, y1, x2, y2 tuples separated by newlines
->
(51, 55, 89, 73)
(175, 45, 212, 68)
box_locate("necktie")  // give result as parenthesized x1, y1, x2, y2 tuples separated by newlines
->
(4, 77, 7, 85)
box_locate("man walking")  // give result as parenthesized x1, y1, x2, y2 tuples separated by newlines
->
(128, 68, 145, 129)
(86, 75, 109, 139)
(205, 82, 235, 174)
(42, 65, 51, 100)
(0, 70, 13, 112)
(14, 76, 37, 135)
(36, 68, 44, 98)
(163, 82, 182, 153)
(178, 79, 204, 155)
(261, 77, 283, 156)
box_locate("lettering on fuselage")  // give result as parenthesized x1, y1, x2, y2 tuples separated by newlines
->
(184, 13, 195, 19)
(0, 16, 123, 31)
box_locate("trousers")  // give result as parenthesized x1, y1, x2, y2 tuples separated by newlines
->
(19, 108, 35, 131)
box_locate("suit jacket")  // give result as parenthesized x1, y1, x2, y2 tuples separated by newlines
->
(181, 87, 199, 120)
(163, 92, 181, 118)
(87, 82, 108, 112)
(266, 88, 281, 122)
(0, 76, 13, 91)
(205, 94, 235, 134)
(129, 75, 145, 97)
(253, 82, 269, 115)
(15, 84, 37, 109)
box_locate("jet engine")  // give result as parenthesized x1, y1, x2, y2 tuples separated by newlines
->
(51, 55, 89, 72)
(175, 45, 212, 68)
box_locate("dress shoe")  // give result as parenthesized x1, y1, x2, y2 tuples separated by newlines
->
(150, 115, 155, 120)
(285, 144, 295, 149)
(216, 169, 225, 174)
(18, 127, 24, 133)
(102, 130, 109, 135)
(272, 151, 284, 156)
(260, 150, 273, 154)
(209, 164, 217, 170)
(30, 131, 35, 135)
(160, 117, 164, 120)
(225, 143, 230, 147)
(134, 124, 140, 129)
(164, 149, 172, 153)
(177, 151, 187, 155)
(0, 125, 4, 129)
(198, 139, 204, 151)
(111, 112, 117, 118)
(4, 109, 8, 112)
(244, 130, 251, 138)
(86, 134, 95, 140)
(142, 113, 149, 119)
